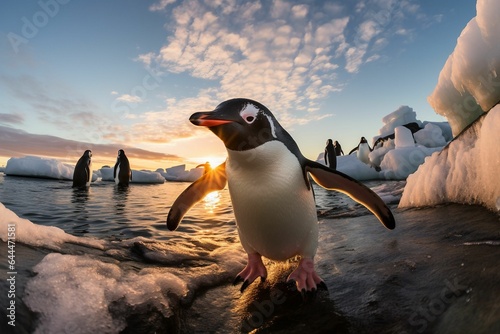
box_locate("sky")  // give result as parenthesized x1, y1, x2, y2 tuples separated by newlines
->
(0, 0, 477, 170)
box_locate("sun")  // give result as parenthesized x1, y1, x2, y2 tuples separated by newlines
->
(193, 155, 226, 169)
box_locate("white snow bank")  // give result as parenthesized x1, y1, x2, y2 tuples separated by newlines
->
(400, 106, 500, 211)
(0, 202, 105, 250)
(4, 156, 98, 181)
(100, 167, 164, 184)
(428, 0, 500, 136)
(161, 164, 203, 182)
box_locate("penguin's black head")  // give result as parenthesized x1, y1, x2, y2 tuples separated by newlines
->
(360, 137, 367, 143)
(84, 150, 92, 159)
(118, 149, 125, 157)
(190, 98, 284, 151)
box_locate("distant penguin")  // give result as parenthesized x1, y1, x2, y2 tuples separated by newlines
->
(349, 137, 372, 165)
(114, 149, 131, 187)
(72, 150, 92, 188)
(166, 98, 395, 294)
(334, 141, 344, 156)
(324, 139, 336, 169)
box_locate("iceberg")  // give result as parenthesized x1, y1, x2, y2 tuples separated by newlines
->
(4, 156, 98, 182)
(428, 0, 500, 136)
(161, 164, 204, 182)
(401, 0, 500, 211)
(400, 107, 500, 211)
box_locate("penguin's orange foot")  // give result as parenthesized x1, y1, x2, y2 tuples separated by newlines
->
(233, 253, 267, 292)
(287, 258, 328, 293)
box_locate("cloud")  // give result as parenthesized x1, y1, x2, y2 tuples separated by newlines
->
(149, 0, 176, 12)
(0, 74, 154, 147)
(0, 113, 24, 125)
(0, 74, 114, 140)
(115, 94, 144, 103)
(139, 0, 426, 134)
(0, 125, 182, 164)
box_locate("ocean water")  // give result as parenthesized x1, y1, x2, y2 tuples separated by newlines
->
(0, 173, 499, 334)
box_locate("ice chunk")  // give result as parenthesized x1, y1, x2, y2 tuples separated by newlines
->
(4, 156, 98, 182)
(100, 167, 165, 184)
(414, 123, 447, 148)
(394, 126, 415, 148)
(162, 164, 203, 182)
(0, 202, 104, 250)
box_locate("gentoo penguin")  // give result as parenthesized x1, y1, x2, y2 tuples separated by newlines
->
(324, 139, 336, 170)
(349, 137, 372, 165)
(114, 149, 131, 187)
(167, 98, 395, 293)
(72, 150, 92, 188)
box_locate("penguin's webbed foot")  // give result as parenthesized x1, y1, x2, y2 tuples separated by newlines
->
(233, 253, 267, 292)
(287, 258, 327, 293)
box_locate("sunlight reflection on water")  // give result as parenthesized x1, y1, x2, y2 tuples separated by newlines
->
(203, 191, 221, 213)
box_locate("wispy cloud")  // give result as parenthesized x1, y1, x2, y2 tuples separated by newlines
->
(0, 113, 24, 125)
(0, 74, 145, 146)
(115, 94, 144, 104)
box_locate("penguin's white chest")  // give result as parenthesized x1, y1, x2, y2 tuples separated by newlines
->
(86, 161, 92, 187)
(114, 164, 121, 184)
(358, 144, 371, 164)
(226, 141, 318, 261)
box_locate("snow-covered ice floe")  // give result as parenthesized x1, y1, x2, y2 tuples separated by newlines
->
(159, 164, 203, 182)
(4, 156, 98, 182)
(0, 202, 104, 250)
(99, 167, 165, 184)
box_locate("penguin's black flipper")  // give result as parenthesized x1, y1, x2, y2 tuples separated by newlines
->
(304, 160, 395, 230)
(167, 162, 227, 231)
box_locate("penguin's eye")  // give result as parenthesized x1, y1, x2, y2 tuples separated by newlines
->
(240, 103, 260, 124)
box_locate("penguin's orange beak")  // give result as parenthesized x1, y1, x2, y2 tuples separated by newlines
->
(190, 112, 235, 127)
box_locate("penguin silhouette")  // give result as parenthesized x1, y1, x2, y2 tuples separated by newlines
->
(114, 149, 131, 187)
(324, 139, 336, 169)
(72, 150, 92, 188)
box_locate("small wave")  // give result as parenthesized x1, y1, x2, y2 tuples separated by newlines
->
(463, 240, 500, 246)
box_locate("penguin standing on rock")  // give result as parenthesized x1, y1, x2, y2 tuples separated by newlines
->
(167, 98, 395, 294)
(114, 149, 131, 187)
(72, 150, 92, 188)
